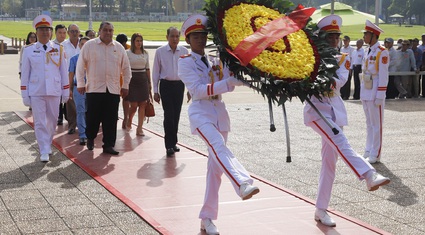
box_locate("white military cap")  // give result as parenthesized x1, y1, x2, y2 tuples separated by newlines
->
(181, 14, 208, 37)
(33, 14, 53, 29)
(317, 15, 342, 34)
(362, 20, 384, 36)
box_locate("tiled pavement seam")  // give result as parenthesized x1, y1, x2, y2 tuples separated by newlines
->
(0, 112, 160, 234)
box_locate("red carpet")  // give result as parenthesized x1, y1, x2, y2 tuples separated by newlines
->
(17, 111, 390, 235)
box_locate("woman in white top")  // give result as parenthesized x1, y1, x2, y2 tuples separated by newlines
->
(125, 33, 151, 136)
(19, 32, 37, 78)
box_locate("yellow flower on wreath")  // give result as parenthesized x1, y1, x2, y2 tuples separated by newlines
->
(223, 3, 316, 80)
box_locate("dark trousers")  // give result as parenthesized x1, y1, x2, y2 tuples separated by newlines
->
(422, 75, 425, 97)
(159, 80, 185, 149)
(352, 65, 362, 99)
(386, 75, 399, 99)
(340, 69, 352, 99)
(58, 102, 67, 121)
(85, 91, 120, 148)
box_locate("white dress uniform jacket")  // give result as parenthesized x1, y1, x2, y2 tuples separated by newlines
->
(21, 41, 69, 99)
(178, 53, 234, 134)
(304, 53, 350, 126)
(360, 43, 389, 100)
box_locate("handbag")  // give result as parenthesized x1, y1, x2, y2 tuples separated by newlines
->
(145, 95, 155, 118)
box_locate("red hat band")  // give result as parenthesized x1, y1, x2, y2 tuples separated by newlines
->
(364, 26, 380, 36)
(321, 24, 340, 33)
(35, 21, 51, 28)
(185, 25, 206, 36)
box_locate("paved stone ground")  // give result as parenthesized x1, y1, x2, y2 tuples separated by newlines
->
(145, 97, 425, 235)
(2, 47, 425, 234)
(0, 112, 160, 234)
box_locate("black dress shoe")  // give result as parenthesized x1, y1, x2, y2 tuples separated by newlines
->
(166, 148, 175, 156)
(103, 147, 119, 155)
(87, 139, 94, 150)
(79, 138, 86, 146)
(68, 128, 75, 134)
(173, 146, 180, 152)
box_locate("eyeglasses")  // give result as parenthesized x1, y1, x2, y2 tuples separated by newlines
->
(70, 30, 80, 34)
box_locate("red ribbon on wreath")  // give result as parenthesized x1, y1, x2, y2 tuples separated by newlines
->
(227, 5, 315, 66)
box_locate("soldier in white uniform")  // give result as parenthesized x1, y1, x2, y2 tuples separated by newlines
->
(360, 20, 390, 164)
(304, 15, 390, 227)
(20, 15, 70, 162)
(177, 14, 259, 235)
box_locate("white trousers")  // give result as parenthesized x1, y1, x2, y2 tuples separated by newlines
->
(30, 96, 60, 155)
(196, 123, 253, 220)
(308, 119, 374, 210)
(361, 100, 384, 158)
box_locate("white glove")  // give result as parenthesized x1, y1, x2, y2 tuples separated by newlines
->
(374, 98, 384, 106)
(226, 76, 244, 87)
(61, 95, 69, 103)
(23, 97, 31, 107)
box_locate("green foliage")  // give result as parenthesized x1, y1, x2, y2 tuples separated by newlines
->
(1, 20, 424, 42)
(0, 21, 181, 41)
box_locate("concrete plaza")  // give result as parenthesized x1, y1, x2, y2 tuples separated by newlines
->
(0, 39, 424, 234)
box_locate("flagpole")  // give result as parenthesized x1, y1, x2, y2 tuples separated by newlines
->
(89, 0, 93, 30)
(375, 0, 380, 25)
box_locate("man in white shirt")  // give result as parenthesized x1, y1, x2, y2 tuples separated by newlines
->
(420, 34, 425, 97)
(62, 24, 81, 135)
(350, 39, 365, 100)
(384, 38, 400, 99)
(152, 27, 189, 156)
(54, 24, 68, 126)
(340, 35, 355, 100)
(76, 21, 131, 155)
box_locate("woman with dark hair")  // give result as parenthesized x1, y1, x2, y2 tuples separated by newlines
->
(19, 32, 38, 82)
(85, 29, 96, 39)
(25, 32, 37, 45)
(125, 33, 151, 136)
(20, 32, 37, 75)
(19, 31, 38, 110)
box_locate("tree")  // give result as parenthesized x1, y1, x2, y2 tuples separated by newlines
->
(119, 0, 127, 13)
(408, 0, 425, 25)
(2, 0, 23, 17)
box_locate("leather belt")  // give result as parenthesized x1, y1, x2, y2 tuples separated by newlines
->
(131, 68, 146, 72)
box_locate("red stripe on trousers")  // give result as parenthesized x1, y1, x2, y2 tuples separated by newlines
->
(377, 105, 382, 158)
(312, 121, 361, 178)
(196, 127, 240, 187)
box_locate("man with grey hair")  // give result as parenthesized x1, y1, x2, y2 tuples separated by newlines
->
(397, 40, 416, 98)
(152, 26, 189, 156)
(76, 21, 131, 155)
(350, 39, 365, 99)
(340, 35, 355, 100)
(63, 24, 81, 135)
(384, 37, 400, 99)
